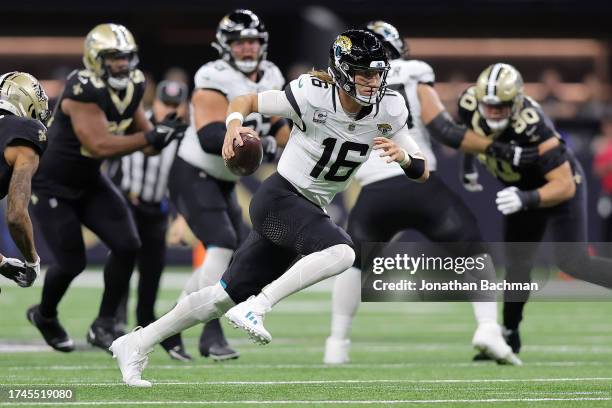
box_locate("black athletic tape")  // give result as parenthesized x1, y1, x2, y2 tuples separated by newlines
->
(197, 122, 226, 155)
(425, 111, 466, 149)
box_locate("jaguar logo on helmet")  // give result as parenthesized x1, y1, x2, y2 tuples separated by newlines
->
(365, 20, 404, 60)
(334, 36, 352, 56)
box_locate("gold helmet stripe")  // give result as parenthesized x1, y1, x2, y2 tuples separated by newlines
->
(486, 63, 504, 99)
(117, 25, 131, 49)
(0, 72, 19, 96)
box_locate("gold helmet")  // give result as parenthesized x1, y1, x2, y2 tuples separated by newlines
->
(474, 63, 524, 131)
(83, 23, 139, 90)
(0, 72, 50, 125)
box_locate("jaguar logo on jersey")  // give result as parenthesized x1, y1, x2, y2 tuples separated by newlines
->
(377, 123, 392, 135)
(313, 110, 327, 124)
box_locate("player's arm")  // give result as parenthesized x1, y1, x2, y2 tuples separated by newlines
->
(418, 84, 540, 166)
(129, 103, 158, 155)
(63, 99, 184, 158)
(4, 145, 39, 263)
(538, 161, 576, 207)
(192, 89, 231, 155)
(496, 139, 575, 215)
(374, 127, 429, 183)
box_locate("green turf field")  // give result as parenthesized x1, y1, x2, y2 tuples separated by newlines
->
(1, 274, 612, 407)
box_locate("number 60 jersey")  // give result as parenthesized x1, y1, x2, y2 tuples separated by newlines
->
(260, 73, 418, 207)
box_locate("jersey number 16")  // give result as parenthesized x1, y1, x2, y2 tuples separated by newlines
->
(310, 138, 369, 182)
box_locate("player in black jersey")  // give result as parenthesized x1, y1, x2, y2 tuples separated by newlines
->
(27, 23, 187, 353)
(459, 63, 612, 356)
(0, 72, 49, 289)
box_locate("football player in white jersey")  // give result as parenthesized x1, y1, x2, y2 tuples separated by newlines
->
(166, 9, 289, 360)
(110, 29, 428, 387)
(324, 21, 533, 366)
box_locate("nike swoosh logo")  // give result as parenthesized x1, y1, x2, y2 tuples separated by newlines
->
(56, 339, 74, 348)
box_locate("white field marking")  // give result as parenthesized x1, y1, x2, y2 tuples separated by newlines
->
(5, 360, 610, 371)
(4, 377, 612, 386)
(1, 397, 612, 406)
(4, 342, 612, 354)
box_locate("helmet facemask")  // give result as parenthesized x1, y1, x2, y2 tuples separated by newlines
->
(475, 63, 525, 132)
(330, 61, 389, 106)
(100, 50, 139, 90)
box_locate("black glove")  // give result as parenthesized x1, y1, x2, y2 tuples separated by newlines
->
(0, 256, 27, 287)
(261, 136, 278, 162)
(145, 113, 188, 151)
(485, 140, 538, 167)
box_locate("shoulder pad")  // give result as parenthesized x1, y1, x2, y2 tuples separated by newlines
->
(379, 91, 409, 132)
(457, 86, 478, 124)
(0, 115, 47, 155)
(260, 60, 286, 90)
(405, 59, 435, 84)
(193, 60, 233, 95)
(297, 74, 333, 107)
(64, 69, 106, 104)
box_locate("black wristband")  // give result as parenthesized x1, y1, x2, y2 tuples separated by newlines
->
(402, 155, 426, 179)
(518, 189, 540, 210)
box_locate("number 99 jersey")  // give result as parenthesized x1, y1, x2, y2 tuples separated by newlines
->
(457, 86, 575, 190)
(277, 73, 410, 207)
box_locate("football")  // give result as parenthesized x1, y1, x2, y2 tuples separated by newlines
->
(225, 132, 263, 176)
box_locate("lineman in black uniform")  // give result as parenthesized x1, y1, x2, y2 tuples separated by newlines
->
(0, 72, 49, 289)
(459, 63, 612, 356)
(27, 23, 186, 353)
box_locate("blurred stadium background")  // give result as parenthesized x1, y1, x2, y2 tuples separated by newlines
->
(0, 0, 611, 263)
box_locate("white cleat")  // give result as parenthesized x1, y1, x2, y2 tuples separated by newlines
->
(225, 296, 272, 345)
(323, 337, 350, 365)
(109, 328, 153, 387)
(472, 322, 522, 366)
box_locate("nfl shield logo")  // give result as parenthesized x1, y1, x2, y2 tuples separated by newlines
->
(348, 123, 356, 132)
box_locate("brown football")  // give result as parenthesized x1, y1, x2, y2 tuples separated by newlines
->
(225, 133, 263, 176)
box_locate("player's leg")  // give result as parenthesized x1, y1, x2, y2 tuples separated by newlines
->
(81, 176, 141, 351)
(502, 209, 547, 353)
(110, 229, 295, 386)
(325, 180, 398, 364)
(168, 157, 239, 359)
(407, 174, 516, 363)
(27, 193, 86, 352)
(549, 167, 612, 288)
(225, 173, 355, 344)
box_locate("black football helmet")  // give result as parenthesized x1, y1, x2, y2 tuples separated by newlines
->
(365, 21, 405, 60)
(212, 9, 269, 74)
(328, 29, 390, 106)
